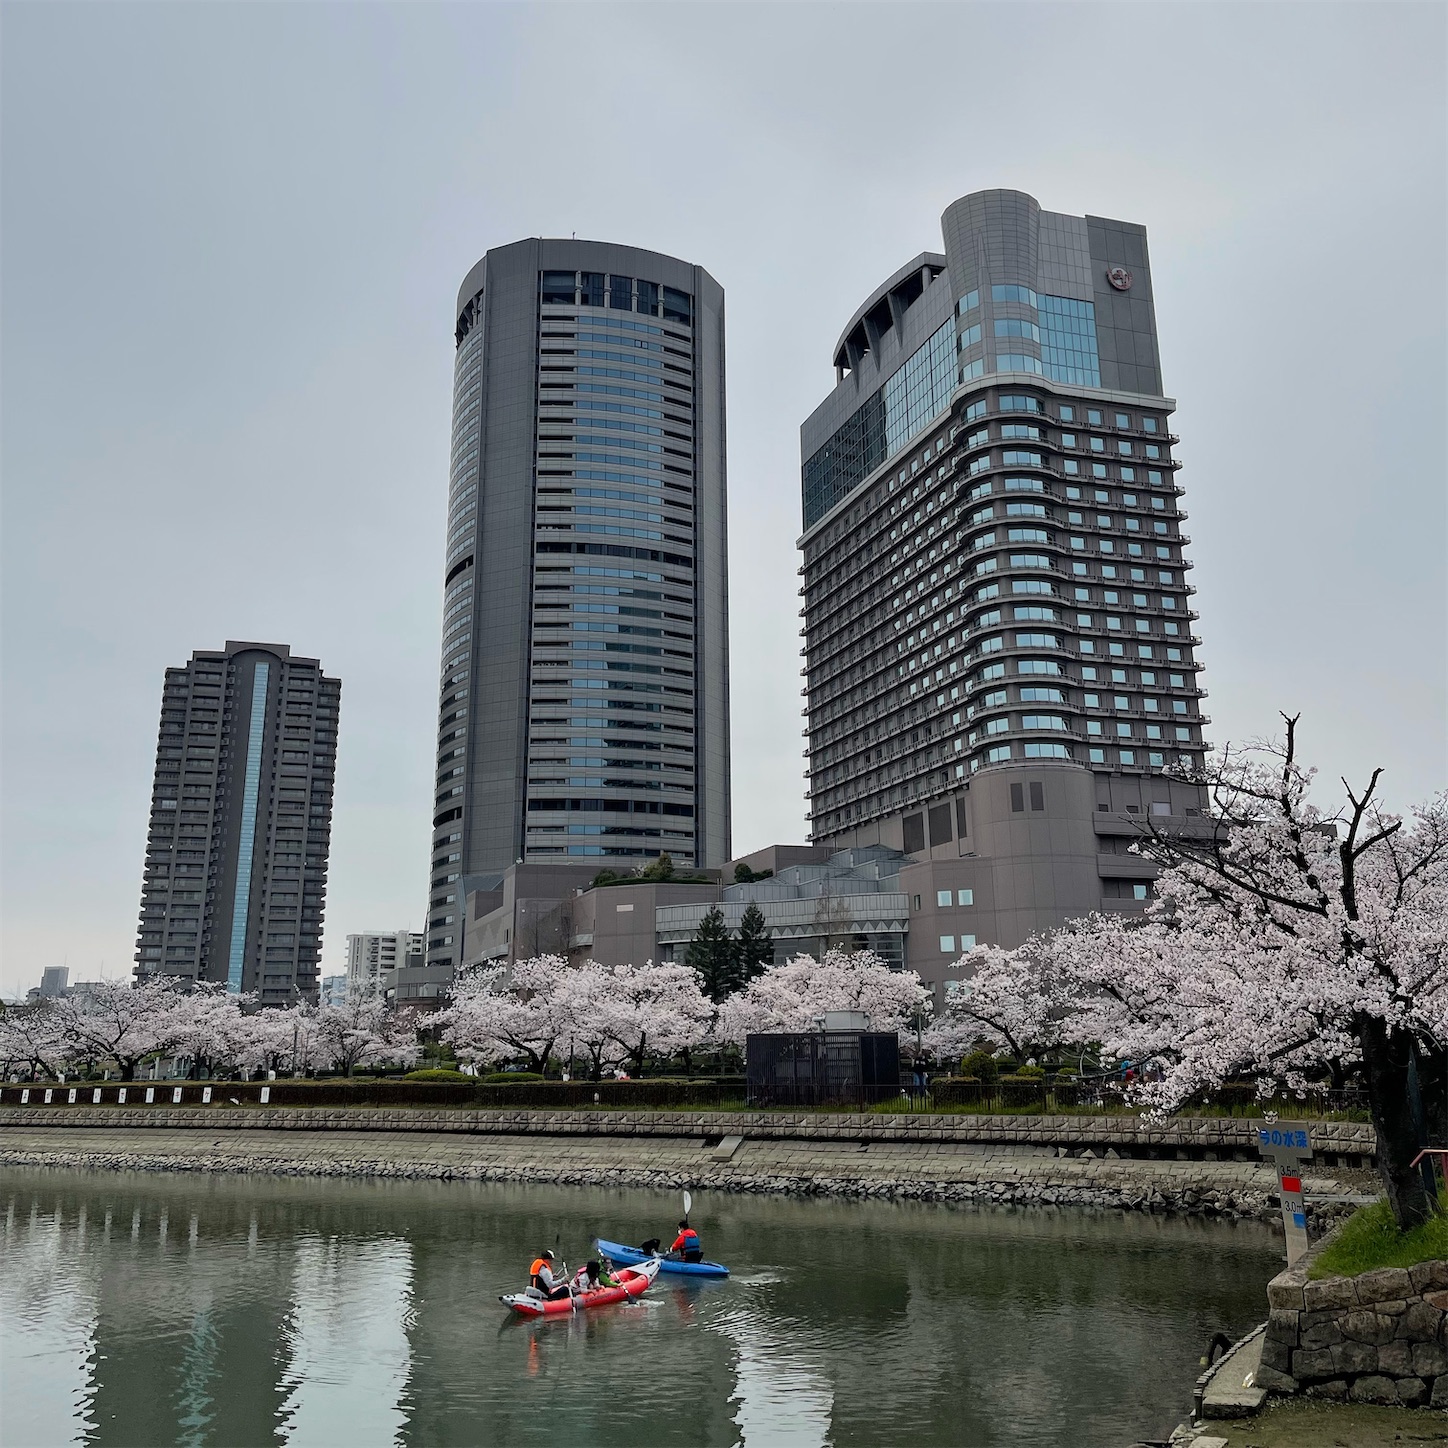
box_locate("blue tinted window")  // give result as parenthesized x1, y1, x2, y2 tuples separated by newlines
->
(957, 289, 980, 315)
(227, 663, 270, 993)
(995, 318, 1040, 341)
(608, 275, 633, 310)
(997, 354, 1042, 374)
(993, 284, 1037, 307)
(580, 272, 605, 308)
(1039, 295, 1100, 387)
(636, 280, 659, 315)
(998, 395, 1040, 412)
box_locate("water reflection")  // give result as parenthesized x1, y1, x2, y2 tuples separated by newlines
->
(0, 1169, 1281, 1448)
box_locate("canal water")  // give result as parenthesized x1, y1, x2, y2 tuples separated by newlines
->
(1, 1168, 1281, 1447)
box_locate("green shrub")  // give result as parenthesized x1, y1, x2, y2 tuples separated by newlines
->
(481, 1071, 546, 1084)
(404, 1069, 474, 1082)
(998, 1074, 1047, 1108)
(930, 1077, 984, 1107)
(960, 1050, 1000, 1084)
(1016, 1064, 1046, 1079)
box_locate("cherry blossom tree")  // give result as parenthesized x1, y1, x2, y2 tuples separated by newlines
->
(0, 1002, 68, 1080)
(718, 949, 932, 1048)
(168, 984, 255, 1078)
(435, 955, 573, 1073)
(312, 991, 418, 1075)
(940, 717, 1448, 1231)
(50, 976, 194, 1080)
(923, 943, 1065, 1062)
(554, 961, 625, 1080)
(598, 961, 714, 1077)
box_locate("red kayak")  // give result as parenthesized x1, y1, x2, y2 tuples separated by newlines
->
(501, 1257, 659, 1318)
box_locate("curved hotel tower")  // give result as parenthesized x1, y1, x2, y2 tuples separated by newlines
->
(422, 241, 730, 980)
(799, 190, 1210, 962)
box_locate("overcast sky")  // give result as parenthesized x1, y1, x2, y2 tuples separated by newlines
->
(2, 2, 1444, 999)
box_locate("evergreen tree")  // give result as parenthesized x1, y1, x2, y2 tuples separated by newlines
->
(687, 905, 737, 1003)
(734, 903, 773, 986)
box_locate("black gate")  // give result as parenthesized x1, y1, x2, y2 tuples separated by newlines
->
(745, 1031, 901, 1109)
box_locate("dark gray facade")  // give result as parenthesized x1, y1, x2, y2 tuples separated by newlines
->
(427, 240, 730, 972)
(797, 189, 1211, 965)
(133, 641, 339, 1002)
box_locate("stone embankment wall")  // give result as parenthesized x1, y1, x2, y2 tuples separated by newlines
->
(0, 1108, 1378, 1222)
(0, 1104, 1380, 1163)
(1263, 1250, 1448, 1405)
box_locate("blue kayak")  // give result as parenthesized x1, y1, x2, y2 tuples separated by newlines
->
(596, 1238, 730, 1278)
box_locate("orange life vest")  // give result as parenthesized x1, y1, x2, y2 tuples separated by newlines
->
(530, 1257, 553, 1287)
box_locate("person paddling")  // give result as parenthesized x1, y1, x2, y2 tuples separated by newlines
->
(529, 1249, 570, 1300)
(669, 1219, 703, 1263)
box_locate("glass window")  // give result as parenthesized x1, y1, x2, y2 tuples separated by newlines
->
(937, 890, 952, 907)
(1063, 459, 1080, 475)
(1132, 884, 1149, 901)
(1061, 432, 1077, 447)
(986, 744, 1011, 762)
(608, 275, 633, 309)
(997, 354, 1042, 374)
(1039, 294, 1100, 386)
(1143, 417, 1159, 433)
(957, 290, 980, 314)
(1089, 747, 1105, 763)
(1145, 444, 1162, 459)
(1090, 436, 1105, 452)
(1025, 741, 1070, 758)
(1059, 405, 1075, 421)
(662, 287, 692, 324)
(1087, 409, 1103, 425)
(541, 270, 576, 305)
(959, 323, 982, 347)
(960, 934, 977, 948)
(964, 400, 987, 422)
(1117, 441, 1132, 456)
(1120, 749, 1135, 764)
(992, 284, 1037, 307)
(957, 889, 974, 906)
(998, 395, 1041, 412)
(995, 317, 1040, 341)
(939, 935, 955, 953)
(580, 272, 605, 308)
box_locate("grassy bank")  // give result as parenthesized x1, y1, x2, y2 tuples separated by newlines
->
(1311, 1196, 1448, 1279)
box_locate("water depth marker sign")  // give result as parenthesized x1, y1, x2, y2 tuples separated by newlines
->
(1257, 1122, 1312, 1266)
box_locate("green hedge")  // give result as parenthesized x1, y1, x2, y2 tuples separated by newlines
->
(0, 1078, 723, 1110)
(929, 1077, 985, 1107)
(998, 1074, 1048, 1108)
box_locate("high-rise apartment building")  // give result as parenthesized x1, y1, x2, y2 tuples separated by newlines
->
(426, 240, 730, 974)
(133, 641, 340, 1003)
(345, 929, 423, 994)
(798, 190, 1210, 966)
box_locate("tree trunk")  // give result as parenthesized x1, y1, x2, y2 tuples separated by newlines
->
(121, 1060, 136, 1082)
(1358, 1014, 1437, 1230)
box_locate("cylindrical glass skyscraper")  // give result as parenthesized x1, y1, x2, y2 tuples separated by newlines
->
(425, 241, 730, 976)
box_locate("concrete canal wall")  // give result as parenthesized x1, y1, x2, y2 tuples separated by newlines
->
(0, 1107, 1379, 1221)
